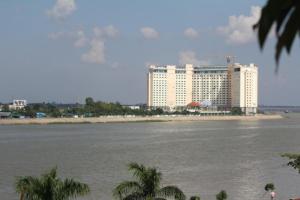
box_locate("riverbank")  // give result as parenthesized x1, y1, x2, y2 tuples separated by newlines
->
(0, 114, 283, 125)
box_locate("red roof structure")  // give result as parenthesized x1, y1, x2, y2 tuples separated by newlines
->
(187, 102, 201, 107)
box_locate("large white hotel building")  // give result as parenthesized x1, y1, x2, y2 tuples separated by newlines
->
(147, 63, 258, 114)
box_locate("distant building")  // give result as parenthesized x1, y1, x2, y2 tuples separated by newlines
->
(9, 100, 27, 110)
(122, 105, 141, 110)
(228, 63, 258, 114)
(0, 112, 11, 119)
(147, 63, 258, 114)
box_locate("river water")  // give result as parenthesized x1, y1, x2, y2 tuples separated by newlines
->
(1, 114, 300, 200)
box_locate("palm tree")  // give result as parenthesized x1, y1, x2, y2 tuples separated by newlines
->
(15, 167, 90, 200)
(216, 190, 227, 200)
(113, 162, 186, 200)
(190, 196, 200, 200)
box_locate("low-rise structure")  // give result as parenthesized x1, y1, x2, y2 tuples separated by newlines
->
(0, 112, 11, 119)
(9, 100, 27, 110)
(122, 105, 141, 110)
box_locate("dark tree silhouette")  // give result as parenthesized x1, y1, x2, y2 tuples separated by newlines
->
(216, 190, 227, 200)
(113, 162, 186, 200)
(15, 167, 90, 200)
(282, 153, 300, 173)
(254, 0, 300, 66)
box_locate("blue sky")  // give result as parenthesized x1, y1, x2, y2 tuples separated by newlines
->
(1, 0, 300, 105)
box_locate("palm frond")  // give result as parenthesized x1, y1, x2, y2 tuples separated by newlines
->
(43, 167, 58, 179)
(59, 178, 90, 198)
(149, 168, 162, 189)
(15, 167, 89, 200)
(115, 163, 185, 200)
(15, 176, 36, 194)
(254, 0, 300, 65)
(113, 181, 142, 199)
(216, 190, 227, 200)
(122, 192, 144, 200)
(16, 176, 46, 200)
(141, 168, 162, 196)
(190, 196, 200, 200)
(157, 186, 186, 200)
(128, 162, 148, 181)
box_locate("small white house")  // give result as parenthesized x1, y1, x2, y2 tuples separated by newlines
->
(9, 100, 27, 110)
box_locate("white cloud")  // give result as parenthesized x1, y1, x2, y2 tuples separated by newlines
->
(81, 39, 105, 64)
(47, 0, 76, 19)
(217, 6, 261, 45)
(140, 27, 159, 39)
(104, 25, 119, 38)
(93, 25, 119, 38)
(184, 28, 199, 39)
(48, 30, 88, 47)
(49, 25, 119, 65)
(93, 27, 103, 37)
(74, 30, 88, 48)
(179, 51, 210, 65)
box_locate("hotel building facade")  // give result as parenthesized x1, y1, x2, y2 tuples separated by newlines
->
(147, 63, 258, 114)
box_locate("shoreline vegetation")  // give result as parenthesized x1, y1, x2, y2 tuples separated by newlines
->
(1, 97, 257, 119)
(16, 155, 300, 200)
(0, 114, 282, 125)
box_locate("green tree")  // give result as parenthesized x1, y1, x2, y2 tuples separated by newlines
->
(15, 167, 90, 200)
(154, 108, 164, 115)
(85, 97, 94, 107)
(190, 196, 200, 200)
(216, 190, 227, 200)
(2, 104, 10, 112)
(254, 0, 300, 66)
(23, 106, 35, 118)
(282, 153, 300, 173)
(264, 183, 275, 192)
(231, 107, 242, 115)
(113, 162, 186, 200)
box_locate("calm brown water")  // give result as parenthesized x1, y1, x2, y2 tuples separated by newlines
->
(1, 114, 300, 200)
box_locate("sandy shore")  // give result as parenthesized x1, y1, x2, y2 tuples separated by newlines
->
(0, 114, 283, 125)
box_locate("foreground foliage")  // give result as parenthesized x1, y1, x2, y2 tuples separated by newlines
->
(216, 190, 227, 200)
(254, 0, 300, 66)
(282, 153, 300, 173)
(264, 183, 275, 192)
(189, 196, 200, 200)
(15, 167, 90, 200)
(14, 155, 300, 200)
(113, 162, 186, 200)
